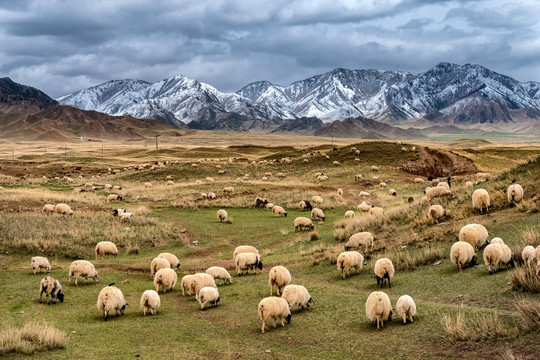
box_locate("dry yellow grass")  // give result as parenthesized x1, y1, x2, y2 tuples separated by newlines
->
(0, 322, 66, 355)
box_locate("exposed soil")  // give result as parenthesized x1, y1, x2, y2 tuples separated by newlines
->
(399, 146, 477, 177)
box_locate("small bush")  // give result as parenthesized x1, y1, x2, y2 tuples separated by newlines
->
(510, 266, 540, 293)
(0, 322, 66, 355)
(515, 297, 540, 333)
(309, 231, 319, 241)
(442, 310, 515, 341)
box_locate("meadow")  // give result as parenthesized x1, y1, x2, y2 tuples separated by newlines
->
(0, 137, 539, 359)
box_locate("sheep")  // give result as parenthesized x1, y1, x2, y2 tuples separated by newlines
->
(200, 193, 208, 200)
(158, 253, 181, 269)
(311, 208, 325, 221)
(483, 243, 515, 274)
(265, 203, 274, 211)
(42, 204, 55, 213)
(31, 256, 51, 274)
(337, 188, 343, 196)
(233, 245, 259, 261)
(277, 172, 286, 178)
(355, 174, 364, 181)
(0, 186, 5, 191)
(144, 182, 153, 188)
(333, 161, 341, 166)
(191, 163, 198, 168)
(97, 284, 127, 321)
(437, 182, 450, 190)
(106, 194, 122, 202)
(255, 197, 269, 208)
(235, 253, 263, 276)
(119, 212, 133, 220)
(294, 217, 314, 232)
(112, 208, 126, 216)
(269, 266, 291, 296)
(428, 205, 445, 224)
(151, 257, 171, 277)
(113, 185, 122, 191)
(208, 192, 216, 199)
(472, 189, 490, 214)
(365, 291, 393, 331)
(465, 181, 474, 187)
(311, 195, 323, 204)
(389, 189, 397, 196)
(258, 297, 292, 333)
(345, 232, 374, 253)
(205, 177, 215, 183)
(458, 223, 489, 250)
(396, 295, 416, 324)
(217, 209, 228, 222)
(281, 284, 314, 311)
(140, 290, 160, 315)
(414, 178, 425, 184)
(369, 206, 384, 217)
(181, 275, 196, 296)
(272, 205, 287, 217)
(299, 200, 313, 211)
(522, 246, 536, 267)
(344, 210, 355, 218)
(39, 276, 64, 304)
(84, 182, 93, 188)
(206, 266, 232, 285)
(166, 180, 175, 186)
(262, 176, 269, 181)
(223, 186, 235, 196)
(425, 187, 453, 201)
(490, 237, 504, 244)
(95, 241, 118, 260)
(371, 165, 379, 172)
(450, 241, 478, 272)
(190, 273, 218, 299)
(218, 170, 226, 175)
(374, 258, 395, 288)
(154, 268, 177, 293)
(198, 287, 220, 310)
(166, 175, 173, 180)
(507, 184, 524, 205)
(357, 201, 371, 212)
(68, 260, 99, 286)
(337, 251, 366, 279)
(359, 191, 371, 197)
(54, 203, 73, 215)
(379, 182, 387, 188)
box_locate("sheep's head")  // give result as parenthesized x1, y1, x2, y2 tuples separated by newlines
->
(470, 254, 478, 267)
(388, 309, 393, 321)
(93, 273, 100, 282)
(363, 258, 367, 266)
(286, 313, 292, 324)
(257, 260, 263, 271)
(308, 297, 314, 305)
(57, 290, 64, 303)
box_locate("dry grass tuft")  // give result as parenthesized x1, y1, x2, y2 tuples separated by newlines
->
(378, 245, 443, 271)
(442, 310, 515, 341)
(514, 297, 540, 333)
(279, 228, 288, 236)
(309, 230, 319, 241)
(0, 322, 66, 355)
(499, 347, 523, 360)
(509, 266, 540, 293)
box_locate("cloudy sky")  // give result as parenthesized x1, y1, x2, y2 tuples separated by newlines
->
(0, 0, 539, 98)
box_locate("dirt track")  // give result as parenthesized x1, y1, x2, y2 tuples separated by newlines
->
(399, 146, 477, 177)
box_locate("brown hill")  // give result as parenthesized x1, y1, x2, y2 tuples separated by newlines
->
(0, 77, 58, 114)
(314, 116, 423, 139)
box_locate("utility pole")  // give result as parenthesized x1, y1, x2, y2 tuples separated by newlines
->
(12, 148, 14, 160)
(155, 136, 158, 150)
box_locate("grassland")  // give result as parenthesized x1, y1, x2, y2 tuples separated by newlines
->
(0, 137, 539, 359)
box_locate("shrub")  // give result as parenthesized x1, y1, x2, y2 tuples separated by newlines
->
(0, 322, 66, 355)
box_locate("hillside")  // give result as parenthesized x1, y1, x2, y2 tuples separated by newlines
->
(0, 77, 58, 114)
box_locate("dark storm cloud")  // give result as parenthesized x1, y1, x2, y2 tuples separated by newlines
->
(0, 0, 538, 98)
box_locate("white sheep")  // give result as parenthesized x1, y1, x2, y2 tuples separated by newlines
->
(158, 253, 181, 269)
(181, 275, 196, 296)
(396, 295, 416, 324)
(272, 205, 287, 217)
(269, 265, 291, 296)
(345, 232, 374, 253)
(414, 178, 425, 184)
(465, 181, 474, 187)
(42, 204, 55, 213)
(235, 253, 263, 276)
(337, 251, 366, 279)
(374, 258, 395, 288)
(281, 284, 314, 311)
(458, 223, 489, 250)
(154, 268, 177, 293)
(206, 266, 232, 285)
(198, 287, 220, 310)
(223, 186, 235, 196)
(522, 246, 536, 267)
(425, 187, 453, 201)
(437, 182, 450, 190)
(299, 200, 312, 211)
(95, 241, 118, 260)
(371, 166, 379, 172)
(208, 192, 216, 199)
(190, 273, 217, 299)
(490, 237, 504, 244)
(217, 209, 228, 222)
(294, 217, 314, 231)
(357, 201, 371, 212)
(333, 161, 341, 166)
(472, 189, 490, 214)
(507, 184, 524, 205)
(166, 180, 175, 186)
(39, 276, 64, 304)
(379, 182, 387, 188)
(311, 208, 325, 221)
(119, 212, 133, 220)
(450, 241, 478, 272)
(266, 203, 274, 211)
(389, 188, 397, 196)
(205, 177, 215, 183)
(258, 297, 292, 333)
(359, 191, 371, 197)
(365, 291, 392, 331)
(106, 194, 122, 202)
(140, 290, 160, 315)
(428, 205, 445, 224)
(112, 208, 126, 216)
(68, 260, 99, 286)
(483, 243, 515, 274)
(337, 188, 343, 196)
(97, 284, 126, 321)
(311, 195, 323, 204)
(54, 203, 73, 215)
(151, 257, 171, 277)
(144, 182, 153, 188)
(355, 174, 364, 181)
(233, 245, 259, 262)
(31, 256, 51, 274)
(344, 210, 355, 219)
(369, 206, 384, 217)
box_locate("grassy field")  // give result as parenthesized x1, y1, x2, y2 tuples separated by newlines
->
(1, 138, 539, 359)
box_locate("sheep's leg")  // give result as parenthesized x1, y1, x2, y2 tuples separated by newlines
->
(402, 315, 406, 324)
(281, 317, 285, 327)
(155, 284, 160, 292)
(376, 318, 380, 331)
(409, 313, 414, 323)
(33, 269, 37, 275)
(103, 311, 108, 321)
(387, 275, 391, 289)
(75, 278, 79, 287)
(261, 320, 266, 333)
(270, 283, 273, 296)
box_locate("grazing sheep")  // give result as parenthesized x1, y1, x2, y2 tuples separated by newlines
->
(450, 241, 478, 272)
(200, 193, 208, 200)
(95, 241, 119, 260)
(365, 291, 393, 331)
(119, 212, 132, 220)
(507, 184, 524, 205)
(355, 174, 364, 181)
(425, 187, 453, 201)
(181, 275, 197, 296)
(359, 191, 371, 197)
(235, 253, 263, 276)
(522, 246, 536, 267)
(140, 290, 160, 315)
(332, 161, 341, 166)
(190, 273, 218, 299)
(311, 208, 325, 221)
(490, 237, 504, 244)
(337, 251, 366, 279)
(39, 276, 64, 304)
(277, 172, 286, 178)
(299, 200, 313, 211)
(414, 178, 425, 184)
(158, 253, 181, 269)
(389, 189, 397, 196)
(369, 206, 384, 217)
(374, 258, 395, 288)
(483, 243, 515, 274)
(396, 295, 416, 324)
(472, 189, 490, 214)
(345, 232, 374, 253)
(258, 297, 292, 333)
(144, 182, 153, 188)
(166, 180, 174, 186)
(217, 209, 228, 222)
(379, 182, 387, 188)
(206, 266, 232, 285)
(68, 260, 99, 286)
(458, 224, 489, 250)
(265, 203, 274, 211)
(294, 217, 314, 232)
(465, 181, 474, 187)
(272, 205, 287, 217)
(281, 285, 313, 311)
(428, 205, 445, 224)
(337, 188, 343, 196)
(269, 265, 292, 296)
(344, 210, 355, 219)
(106, 194, 122, 202)
(112, 208, 126, 216)
(113, 185, 122, 191)
(198, 287, 220, 310)
(371, 166, 379, 172)
(357, 201, 371, 212)
(54, 203, 73, 215)
(437, 182, 450, 190)
(84, 182, 93, 188)
(31, 256, 51, 274)
(208, 192, 216, 199)
(154, 268, 177, 293)
(233, 245, 260, 261)
(42, 204, 55, 213)
(255, 197, 269, 208)
(151, 257, 171, 277)
(205, 177, 215, 183)
(223, 187, 235, 196)
(97, 284, 126, 321)
(311, 196, 323, 204)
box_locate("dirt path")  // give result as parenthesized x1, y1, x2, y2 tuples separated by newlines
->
(399, 146, 477, 177)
